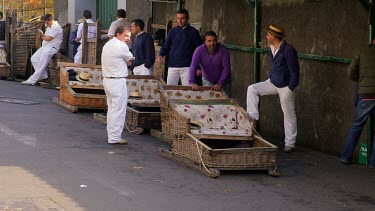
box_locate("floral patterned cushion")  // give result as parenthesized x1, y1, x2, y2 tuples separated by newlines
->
(191, 129, 251, 136)
(128, 99, 160, 106)
(175, 104, 238, 130)
(69, 81, 103, 87)
(126, 79, 160, 100)
(66, 67, 103, 88)
(164, 90, 226, 100)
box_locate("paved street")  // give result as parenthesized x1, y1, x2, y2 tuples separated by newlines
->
(0, 80, 374, 211)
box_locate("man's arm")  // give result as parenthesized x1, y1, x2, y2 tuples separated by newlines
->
(158, 29, 173, 61)
(107, 21, 116, 40)
(189, 47, 201, 90)
(285, 47, 300, 91)
(75, 23, 83, 42)
(348, 54, 360, 82)
(144, 35, 156, 68)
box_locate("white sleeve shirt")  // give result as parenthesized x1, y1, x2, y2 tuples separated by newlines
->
(101, 37, 134, 78)
(42, 21, 63, 49)
(76, 19, 96, 43)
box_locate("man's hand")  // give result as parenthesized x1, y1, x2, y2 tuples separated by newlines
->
(211, 84, 222, 91)
(157, 56, 163, 63)
(190, 83, 200, 90)
(196, 69, 202, 76)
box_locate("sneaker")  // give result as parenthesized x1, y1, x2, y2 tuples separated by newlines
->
(284, 146, 295, 153)
(21, 81, 35, 86)
(369, 165, 375, 170)
(108, 139, 128, 145)
(340, 158, 351, 165)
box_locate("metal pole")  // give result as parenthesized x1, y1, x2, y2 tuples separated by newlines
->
(253, 0, 260, 84)
(367, 0, 374, 166)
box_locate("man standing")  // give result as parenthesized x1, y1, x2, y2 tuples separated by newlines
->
(130, 19, 155, 75)
(246, 24, 300, 153)
(22, 14, 63, 86)
(189, 31, 231, 97)
(157, 9, 202, 85)
(101, 26, 134, 145)
(108, 9, 130, 40)
(341, 37, 375, 169)
(74, 10, 96, 64)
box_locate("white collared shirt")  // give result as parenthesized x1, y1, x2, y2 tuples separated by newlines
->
(42, 20, 63, 49)
(270, 40, 284, 58)
(101, 37, 134, 78)
(108, 18, 130, 36)
(76, 19, 96, 43)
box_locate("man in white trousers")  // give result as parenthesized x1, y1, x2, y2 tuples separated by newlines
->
(22, 14, 62, 86)
(74, 10, 96, 64)
(101, 26, 134, 144)
(247, 24, 300, 153)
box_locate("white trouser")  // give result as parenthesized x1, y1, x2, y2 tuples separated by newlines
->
(133, 64, 153, 75)
(104, 78, 128, 143)
(28, 46, 58, 84)
(74, 45, 82, 64)
(247, 79, 297, 147)
(167, 67, 190, 85)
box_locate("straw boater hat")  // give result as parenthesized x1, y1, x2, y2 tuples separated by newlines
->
(76, 72, 90, 83)
(266, 24, 286, 38)
(76, 19, 85, 26)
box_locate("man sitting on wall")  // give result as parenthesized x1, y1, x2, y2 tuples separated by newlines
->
(74, 10, 96, 64)
(189, 31, 231, 97)
(22, 14, 63, 86)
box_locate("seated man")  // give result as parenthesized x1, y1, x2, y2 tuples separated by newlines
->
(130, 19, 155, 75)
(22, 14, 63, 86)
(74, 10, 96, 64)
(189, 31, 231, 97)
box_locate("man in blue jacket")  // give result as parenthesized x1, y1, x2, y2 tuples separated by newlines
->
(247, 24, 300, 153)
(157, 9, 202, 85)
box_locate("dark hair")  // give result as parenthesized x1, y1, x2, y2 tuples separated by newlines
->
(204, 31, 217, 40)
(43, 14, 53, 21)
(132, 19, 144, 31)
(83, 10, 92, 19)
(176, 9, 189, 19)
(117, 9, 126, 18)
(115, 25, 129, 36)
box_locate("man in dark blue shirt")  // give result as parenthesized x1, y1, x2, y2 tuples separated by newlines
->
(130, 19, 155, 75)
(157, 9, 202, 85)
(247, 24, 300, 153)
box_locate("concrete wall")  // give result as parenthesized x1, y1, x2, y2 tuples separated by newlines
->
(196, 0, 369, 155)
(54, 0, 68, 25)
(126, 0, 151, 23)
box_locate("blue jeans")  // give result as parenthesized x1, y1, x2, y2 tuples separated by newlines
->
(341, 100, 375, 166)
(202, 78, 232, 98)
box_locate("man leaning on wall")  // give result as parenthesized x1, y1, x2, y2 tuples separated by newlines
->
(341, 37, 375, 169)
(22, 14, 63, 86)
(246, 24, 300, 153)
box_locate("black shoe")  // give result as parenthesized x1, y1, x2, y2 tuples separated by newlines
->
(340, 158, 351, 165)
(283, 146, 294, 153)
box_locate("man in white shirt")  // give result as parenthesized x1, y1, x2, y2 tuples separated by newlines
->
(22, 14, 63, 86)
(102, 25, 134, 144)
(108, 9, 132, 48)
(74, 10, 96, 64)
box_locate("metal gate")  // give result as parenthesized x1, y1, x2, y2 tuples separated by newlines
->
(96, 0, 117, 30)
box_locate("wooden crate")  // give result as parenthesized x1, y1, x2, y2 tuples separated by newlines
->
(126, 106, 161, 130)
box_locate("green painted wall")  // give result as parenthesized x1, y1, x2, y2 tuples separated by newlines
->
(97, 0, 117, 29)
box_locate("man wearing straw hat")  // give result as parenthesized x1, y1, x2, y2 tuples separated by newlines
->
(246, 24, 300, 153)
(22, 14, 63, 86)
(70, 19, 84, 56)
(102, 26, 134, 145)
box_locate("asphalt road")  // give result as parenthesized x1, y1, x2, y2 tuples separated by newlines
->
(0, 80, 374, 211)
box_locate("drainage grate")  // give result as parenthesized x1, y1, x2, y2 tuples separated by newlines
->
(0, 97, 39, 105)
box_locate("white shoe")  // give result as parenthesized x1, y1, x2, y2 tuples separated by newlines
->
(21, 81, 35, 86)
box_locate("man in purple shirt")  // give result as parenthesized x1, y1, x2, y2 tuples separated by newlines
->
(189, 31, 231, 97)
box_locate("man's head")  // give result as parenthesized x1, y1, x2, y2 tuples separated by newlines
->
(176, 9, 189, 27)
(0, 12, 3, 20)
(115, 26, 131, 43)
(130, 19, 144, 35)
(117, 9, 126, 19)
(204, 31, 218, 54)
(43, 14, 54, 27)
(265, 24, 285, 45)
(83, 10, 92, 20)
